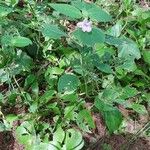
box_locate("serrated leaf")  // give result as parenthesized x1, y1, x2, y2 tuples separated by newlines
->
(58, 74, 79, 93)
(41, 24, 66, 39)
(72, 27, 105, 47)
(11, 37, 32, 47)
(88, 5, 112, 22)
(49, 3, 82, 19)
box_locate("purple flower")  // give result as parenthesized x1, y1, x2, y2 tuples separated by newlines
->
(77, 19, 92, 32)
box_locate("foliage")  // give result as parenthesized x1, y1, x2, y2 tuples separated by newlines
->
(0, 0, 150, 149)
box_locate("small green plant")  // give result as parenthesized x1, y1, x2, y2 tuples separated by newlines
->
(0, 0, 150, 149)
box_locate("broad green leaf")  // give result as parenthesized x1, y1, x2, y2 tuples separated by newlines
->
(39, 90, 55, 103)
(41, 24, 66, 39)
(143, 51, 150, 65)
(95, 43, 115, 58)
(49, 3, 82, 19)
(72, 1, 112, 22)
(71, 0, 94, 11)
(46, 67, 64, 75)
(53, 127, 65, 144)
(6, 114, 18, 126)
(88, 5, 112, 22)
(11, 37, 32, 47)
(16, 122, 35, 145)
(131, 104, 148, 115)
(106, 36, 141, 60)
(58, 74, 79, 93)
(15, 51, 33, 72)
(64, 105, 76, 120)
(103, 110, 122, 134)
(77, 109, 95, 129)
(63, 129, 84, 150)
(107, 21, 122, 37)
(5, 0, 19, 7)
(61, 93, 78, 102)
(24, 74, 36, 88)
(120, 86, 138, 99)
(95, 97, 122, 133)
(119, 58, 137, 72)
(72, 27, 105, 47)
(29, 102, 38, 113)
(95, 97, 115, 112)
(0, 5, 13, 17)
(30, 81, 39, 97)
(118, 38, 141, 60)
(96, 63, 113, 74)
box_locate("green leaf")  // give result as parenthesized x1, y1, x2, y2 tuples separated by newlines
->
(0, 5, 13, 17)
(58, 74, 79, 93)
(143, 51, 150, 65)
(72, 27, 105, 47)
(49, 3, 82, 19)
(120, 86, 138, 99)
(11, 37, 32, 47)
(53, 127, 65, 144)
(0, 93, 4, 103)
(119, 57, 137, 72)
(107, 21, 122, 37)
(15, 51, 33, 72)
(103, 110, 122, 134)
(16, 122, 35, 145)
(106, 36, 141, 60)
(71, 0, 94, 11)
(48, 67, 64, 75)
(61, 93, 78, 102)
(77, 109, 95, 129)
(88, 5, 112, 22)
(118, 38, 141, 60)
(24, 74, 36, 88)
(39, 90, 55, 103)
(64, 105, 76, 120)
(96, 63, 113, 74)
(63, 129, 84, 150)
(95, 97, 122, 133)
(6, 114, 18, 126)
(95, 97, 115, 112)
(131, 104, 148, 115)
(29, 102, 38, 113)
(41, 24, 66, 39)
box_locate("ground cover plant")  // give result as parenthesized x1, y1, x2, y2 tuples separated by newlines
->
(0, 0, 150, 149)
